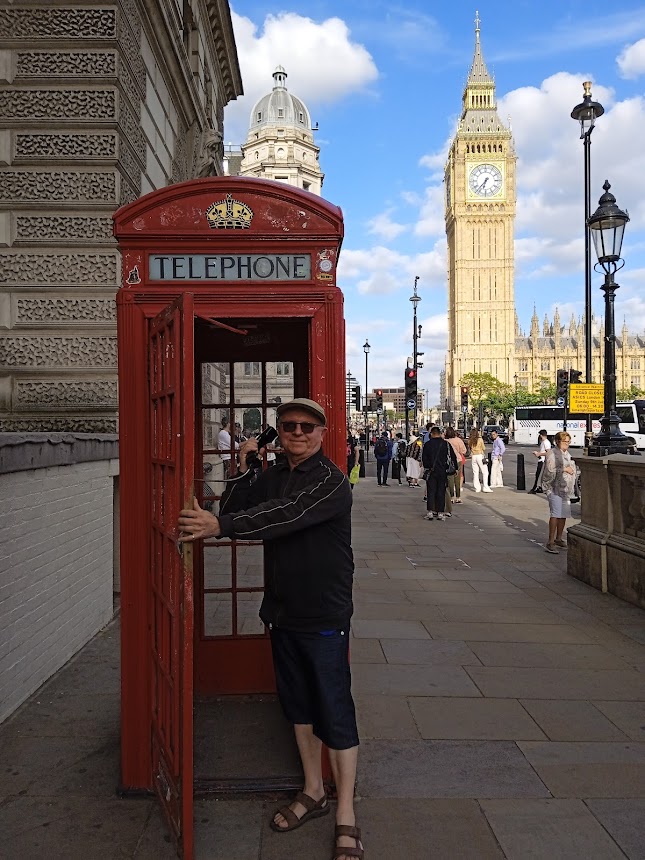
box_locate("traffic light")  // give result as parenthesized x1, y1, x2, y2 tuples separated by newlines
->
(556, 369, 569, 400)
(404, 368, 417, 403)
(352, 385, 361, 409)
(375, 388, 383, 410)
(460, 386, 469, 409)
(569, 369, 583, 384)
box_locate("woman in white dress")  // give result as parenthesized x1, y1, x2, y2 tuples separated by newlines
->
(405, 433, 423, 487)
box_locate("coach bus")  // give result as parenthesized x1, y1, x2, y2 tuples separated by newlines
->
(513, 401, 645, 449)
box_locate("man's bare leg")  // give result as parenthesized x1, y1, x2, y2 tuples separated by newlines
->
(329, 745, 361, 858)
(273, 724, 325, 828)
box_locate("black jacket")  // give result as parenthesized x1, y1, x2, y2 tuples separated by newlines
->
(218, 451, 354, 632)
(422, 437, 458, 475)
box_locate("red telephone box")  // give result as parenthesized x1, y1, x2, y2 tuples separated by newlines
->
(114, 178, 345, 858)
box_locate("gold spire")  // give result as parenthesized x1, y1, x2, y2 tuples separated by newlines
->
(468, 10, 493, 84)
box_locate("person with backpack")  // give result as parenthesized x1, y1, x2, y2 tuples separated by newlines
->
(422, 426, 458, 520)
(374, 431, 393, 486)
(390, 432, 406, 484)
(405, 433, 423, 487)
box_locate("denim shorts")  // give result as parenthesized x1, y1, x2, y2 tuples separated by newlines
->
(270, 626, 359, 750)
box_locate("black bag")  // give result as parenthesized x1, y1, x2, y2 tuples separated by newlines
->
(374, 438, 388, 457)
(445, 444, 457, 476)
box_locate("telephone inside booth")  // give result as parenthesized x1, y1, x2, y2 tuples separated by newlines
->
(114, 177, 346, 859)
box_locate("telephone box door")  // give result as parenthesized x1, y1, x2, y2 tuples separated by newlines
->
(149, 295, 195, 860)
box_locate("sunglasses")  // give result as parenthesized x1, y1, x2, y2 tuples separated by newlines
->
(279, 421, 322, 434)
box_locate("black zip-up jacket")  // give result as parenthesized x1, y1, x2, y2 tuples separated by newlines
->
(218, 450, 354, 632)
(422, 437, 458, 475)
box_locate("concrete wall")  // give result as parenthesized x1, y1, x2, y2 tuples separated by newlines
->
(0, 434, 118, 723)
(568, 453, 645, 608)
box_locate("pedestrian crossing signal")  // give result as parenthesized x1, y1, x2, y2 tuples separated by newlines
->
(404, 368, 417, 403)
(569, 369, 583, 384)
(556, 369, 569, 400)
(375, 389, 383, 410)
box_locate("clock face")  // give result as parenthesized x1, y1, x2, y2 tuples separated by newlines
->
(469, 163, 503, 198)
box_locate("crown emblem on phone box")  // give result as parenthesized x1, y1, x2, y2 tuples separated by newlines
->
(206, 194, 254, 229)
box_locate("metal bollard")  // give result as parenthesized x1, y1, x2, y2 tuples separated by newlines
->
(516, 453, 526, 490)
(358, 448, 366, 478)
(487, 452, 492, 486)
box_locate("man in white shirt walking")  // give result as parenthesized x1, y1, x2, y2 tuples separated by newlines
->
(528, 429, 551, 494)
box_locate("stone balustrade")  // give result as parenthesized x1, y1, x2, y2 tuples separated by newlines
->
(568, 453, 645, 608)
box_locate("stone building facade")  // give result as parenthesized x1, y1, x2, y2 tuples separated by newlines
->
(0, 0, 242, 432)
(445, 17, 644, 409)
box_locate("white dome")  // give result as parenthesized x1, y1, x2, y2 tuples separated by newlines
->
(249, 67, 312, 130)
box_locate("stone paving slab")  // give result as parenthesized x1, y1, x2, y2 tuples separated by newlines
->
(351, 619, 431, 639)
(408, 697, 547, 741)
(467, 666, 645, 700)
(350, 798, 505, 860)
(351, 663, 481, 697)
(423, 622, 593, 643)
(518, 741, 645, 797)
(404, 590, 546, 607)
(358, 740, 550, 798)
(438, 605, 565, 625)
(348, 638, 385, 663)
(380, 638, 481, 666)
(352, 602, 446, 622)
(518, 699, 630, 742)
(467, 641, 631, 669)
(354, 694, 420, 739)
(592, 701, 645, 741)
(585, 799, 645, 860)
(480, 798, 627, 860)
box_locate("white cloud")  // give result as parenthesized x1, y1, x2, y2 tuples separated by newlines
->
(338, 242, 446, 296)
(618, 38, 645, 78)
(225, 11, 378, 142)
(367, 209, 407, 240)
(413, 185, 446, 238)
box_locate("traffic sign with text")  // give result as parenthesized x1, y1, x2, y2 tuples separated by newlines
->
(569, 384, 604, 413)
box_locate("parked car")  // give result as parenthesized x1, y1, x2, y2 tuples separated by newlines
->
(481, 424, 509, 444)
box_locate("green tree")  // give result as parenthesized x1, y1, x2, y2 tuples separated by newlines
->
(459, 372, 504, 426)
(617, 384, 645, 401)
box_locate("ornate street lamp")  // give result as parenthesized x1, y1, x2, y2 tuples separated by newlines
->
(363, 339, 370, 460)
(571, 82, 604, 441)
(587, 181, 630, 456)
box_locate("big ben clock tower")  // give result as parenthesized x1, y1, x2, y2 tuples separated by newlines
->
(445, 13, 516, 410)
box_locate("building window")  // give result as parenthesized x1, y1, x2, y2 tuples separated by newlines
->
(632, 376, 641, 388)
(276, 362, 291, 375)
(631, 358, 641, 370)
(519, 360, 528, 372)
(541, 360, 550, 372)
(256, 111, 262, 122)
(244, 362, 260, 376)
(303, 181, 310, 191)
(278, 108, 284, 117)
(299, 111, 304, 122)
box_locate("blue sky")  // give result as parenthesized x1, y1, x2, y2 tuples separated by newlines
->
(225, 1, 645, 404)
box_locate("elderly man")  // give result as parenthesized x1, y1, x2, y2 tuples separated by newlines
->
(178, 398, 363, 860)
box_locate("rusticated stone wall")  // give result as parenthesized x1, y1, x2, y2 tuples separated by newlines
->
(0, 0, 242, 432)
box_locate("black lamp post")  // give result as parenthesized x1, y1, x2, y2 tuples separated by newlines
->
(571, 82, 604, 441)
(410, 276, 421, 428)
(363, 339, 370, 461)
(587, 181, 630, 456)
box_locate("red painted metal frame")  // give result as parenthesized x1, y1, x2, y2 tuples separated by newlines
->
(148, 295, 195, 859)
(115, 178, 346, 816)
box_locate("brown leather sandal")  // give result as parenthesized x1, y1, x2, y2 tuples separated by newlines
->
(269, 791, 329, 832)
(333, 824, 364, 859)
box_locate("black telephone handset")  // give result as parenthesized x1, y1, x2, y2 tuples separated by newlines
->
(246, 426, 279, 471)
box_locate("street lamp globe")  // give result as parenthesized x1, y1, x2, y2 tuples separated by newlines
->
(571, 81, 604, 138)
(588, 181, 630, 270)
(363, 339, 370, 355)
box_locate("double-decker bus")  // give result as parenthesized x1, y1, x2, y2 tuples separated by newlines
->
(513, 401, 645, 449)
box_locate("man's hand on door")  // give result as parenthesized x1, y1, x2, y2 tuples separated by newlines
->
(178, 498, 221, 541)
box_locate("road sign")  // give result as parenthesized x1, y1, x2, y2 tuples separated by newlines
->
(376, 407, 382, 415)
(569, 383, 604, 413)
(407, 398, 416, 409)
(556, 397, 565, 407)
(461, 405, 468, 413)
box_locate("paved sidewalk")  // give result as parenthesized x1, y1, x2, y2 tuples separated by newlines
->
(1, 465, 644, 859)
